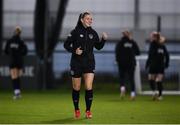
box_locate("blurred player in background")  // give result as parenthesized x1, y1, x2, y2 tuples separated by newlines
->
(146, 32, 169, 100)
(115, 30, 140, 100)
(64, 11, 108, 119)
(4, 26, 28, 100)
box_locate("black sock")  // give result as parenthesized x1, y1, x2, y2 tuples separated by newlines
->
(149, 80, 155, 91)
(72, 89, 80, 110)
(157, 81, 163, 96)
(12, 77, 21, 90)
(85, 89, 93, 111)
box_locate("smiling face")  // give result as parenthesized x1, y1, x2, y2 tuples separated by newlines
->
(81, 13, 93, 28)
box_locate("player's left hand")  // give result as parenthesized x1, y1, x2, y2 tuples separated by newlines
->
(102, 32, 108, 40)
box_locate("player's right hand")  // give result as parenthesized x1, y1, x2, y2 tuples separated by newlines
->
(76, 47, 83, 55)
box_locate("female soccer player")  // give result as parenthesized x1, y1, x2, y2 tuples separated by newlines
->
(64, 11, 108, 119)
(115, 30, 140, 100)
(145, 32, 169, 100)
(4, 26, 28, 99)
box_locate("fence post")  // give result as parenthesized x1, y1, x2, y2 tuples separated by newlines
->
(135, 59, 142, 94)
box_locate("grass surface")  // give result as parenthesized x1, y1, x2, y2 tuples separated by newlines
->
(0, 83, 180, 124)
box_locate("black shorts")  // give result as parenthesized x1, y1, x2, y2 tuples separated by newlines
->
(70, 66, 94, 78)
(149, 67, 164, 74)
(9, 61, 23, 69)
(118, 66, 135, 84)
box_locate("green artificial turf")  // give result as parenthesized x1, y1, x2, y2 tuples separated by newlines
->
(0, 84, 180, 124)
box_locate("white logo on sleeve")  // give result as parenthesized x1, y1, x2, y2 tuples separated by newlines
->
(70, 70, 74, 75)
(80, 34, 84, 38)
(68, 33, 72, 37)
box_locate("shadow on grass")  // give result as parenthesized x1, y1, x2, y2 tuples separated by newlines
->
(40, 117, 86, 124)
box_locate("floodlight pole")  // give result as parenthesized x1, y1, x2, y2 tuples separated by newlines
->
(0, 0, 3, 55)
(134, 0, 140, 30)
(157, 15, 161, 32)
(43, 0, 49, 90)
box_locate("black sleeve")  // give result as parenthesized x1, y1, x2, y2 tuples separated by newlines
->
(164, 45, 170, 68)
(115, 42, 120, 62)
(132, 40, 140, 56)
(64, 29, 76, 53)
(21, 41, 28, 56)
(115, 41, 123, 62)
(4, 40, 11, 55)
(94, 32, 106, 50)
(145, 43, 153, 69)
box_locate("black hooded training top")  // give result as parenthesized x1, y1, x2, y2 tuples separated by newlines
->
(146, 41, 169, 69)
(4, 35, 27, 62)
(115, 36, 140, 68)
(64, 24, 106, 70)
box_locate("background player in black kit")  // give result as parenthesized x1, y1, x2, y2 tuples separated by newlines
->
(145, 32, 169, 100)
(115, 30, 140, 100)
(4, 26, 28, 100)
(64, 11, 108, 119)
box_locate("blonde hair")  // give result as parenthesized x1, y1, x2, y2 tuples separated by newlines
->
(150, 31, 166, 44)
(122, 30, 132, 39)
(14, 26, 22, 35)
(160, 36, 166, 44)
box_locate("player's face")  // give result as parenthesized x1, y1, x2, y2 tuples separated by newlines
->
(150, 32, 157, 42)
(81, 14, 93, 27)
(14, 28, 21, 36)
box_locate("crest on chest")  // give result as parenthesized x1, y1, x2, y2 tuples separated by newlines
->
(88, 34, 93, 39)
